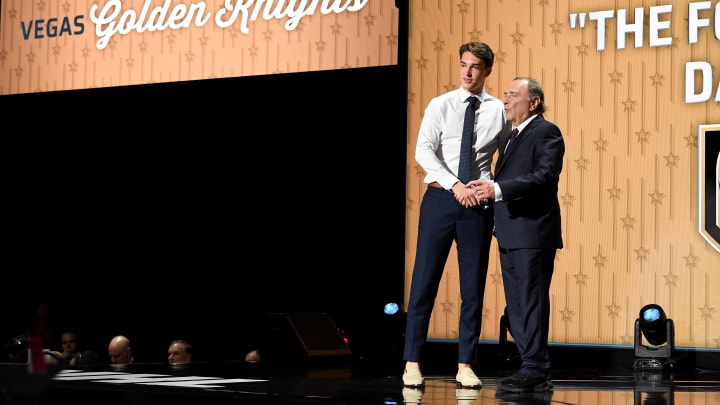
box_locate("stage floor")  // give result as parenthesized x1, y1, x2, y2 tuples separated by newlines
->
(2, 358, 719, 405)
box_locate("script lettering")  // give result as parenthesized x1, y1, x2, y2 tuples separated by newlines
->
(90, 0, 211, 50)
(215, 0, 368, 32)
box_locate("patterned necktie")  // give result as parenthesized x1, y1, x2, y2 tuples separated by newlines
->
(458, 96, 477, 183)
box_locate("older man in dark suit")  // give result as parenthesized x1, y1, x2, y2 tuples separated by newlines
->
(471, 76, 565, 393)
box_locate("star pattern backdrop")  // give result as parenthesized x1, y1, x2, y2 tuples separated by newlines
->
(405, 0, 720, 348)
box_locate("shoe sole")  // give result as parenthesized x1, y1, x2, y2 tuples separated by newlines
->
(403, 383, 425, 388)
(455, 382, 481, 389)
(496, 381, 553, 393)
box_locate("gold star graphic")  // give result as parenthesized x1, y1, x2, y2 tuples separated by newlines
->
(663, 272, 679, 287)
(573, 272, 589, 286)
(683, 133, 697, 148)
(432, 37, 445, 53)
(608, 70, 623, 85)
(635, 128, 651, 145)
(621, 215, 636, 230)
(622, 97, 637, 113)
(415, 56, 428, 70)
(331, 23, 342, 35)
(549, 20, 563, 35)
(698, 304, 715, 321)
(457, 0, 471, 14)
(469, 29, 483, 41)
(593, 251, 607, 269)
(263, 29, 274, 41)
(441, 301, 456, 314)
(575, 156, 589, 171)
(562, 79, 576, 94)
(663, 153, 680, 168)
(634, 246, 650, 261)
(511, 29, 525, 45)
(406, 195, 415, 210)
(608, 186, 622, 201)
(649, 190, 664, 205)
(607, 303, 621, 318)
(650, 72, 665, 87)
(364, 14, 376, 27)
(167, 32, 177, 46)
(491, 271, 503, 286)
(561, 307, 574, 322)
(594, 136, 608, 152)
(561, 192, 575, 208)
(683, 250, 699, 269)
(575, 42, 589, 57)
(386, 33, 398, 46)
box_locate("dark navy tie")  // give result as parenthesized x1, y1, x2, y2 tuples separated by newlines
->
(458, 96, 477, 183)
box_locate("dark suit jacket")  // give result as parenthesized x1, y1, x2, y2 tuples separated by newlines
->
(493, 115, 565, 249)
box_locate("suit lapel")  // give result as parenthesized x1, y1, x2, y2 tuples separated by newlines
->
(496, 115, 545, 174)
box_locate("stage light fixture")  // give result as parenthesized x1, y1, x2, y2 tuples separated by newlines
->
(383, 302, 400, 316)
(633, 304, 676, 372)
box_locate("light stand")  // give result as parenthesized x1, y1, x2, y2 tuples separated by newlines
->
(633, 304, 676, 373)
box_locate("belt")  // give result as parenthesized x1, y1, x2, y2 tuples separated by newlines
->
(428, 182, 443, 189)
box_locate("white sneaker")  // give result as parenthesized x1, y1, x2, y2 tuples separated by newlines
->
(456, 388, 480, 404)
(402, 387, 424, 403)
(455, 367, 482, 388)
(403, 367, 424, 387)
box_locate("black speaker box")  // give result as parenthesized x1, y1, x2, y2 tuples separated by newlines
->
(261, 313, 352, 366)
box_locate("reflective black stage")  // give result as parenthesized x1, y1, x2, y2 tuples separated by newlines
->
(2, 347, 720, 405)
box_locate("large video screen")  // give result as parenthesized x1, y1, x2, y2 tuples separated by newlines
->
(0, 0, 399, 95)
(404, 0, 720, 350)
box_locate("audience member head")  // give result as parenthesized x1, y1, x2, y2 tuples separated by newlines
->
(108, 335, 134, 365)
(167, 340, 192, 365)
(244, 349, 263, 363)
(60, 330, 79, 361)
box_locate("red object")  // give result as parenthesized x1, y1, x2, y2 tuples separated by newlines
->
(27, 336, 48, 374)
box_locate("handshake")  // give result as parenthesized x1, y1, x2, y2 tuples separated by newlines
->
(453, 179, 495, 209)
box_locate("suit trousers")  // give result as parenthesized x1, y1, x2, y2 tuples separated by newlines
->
(499, 247, 556, 378)
(403, 186, 493, 364)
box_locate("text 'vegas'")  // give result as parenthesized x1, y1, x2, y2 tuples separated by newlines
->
(21, 16, 85, 40)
